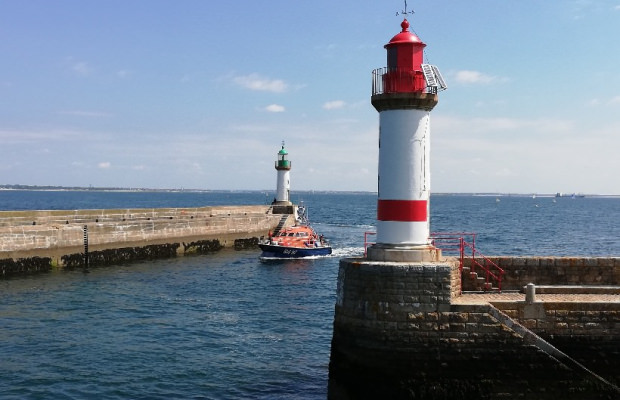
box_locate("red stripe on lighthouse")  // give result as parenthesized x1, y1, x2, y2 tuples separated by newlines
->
(377, 199, 428, 222)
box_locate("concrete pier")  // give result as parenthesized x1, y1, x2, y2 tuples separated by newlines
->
(328, 256, 620, 399)
(0, 205, 294, 276)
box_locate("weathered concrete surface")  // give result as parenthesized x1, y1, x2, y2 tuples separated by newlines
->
(0, 205, 293, 275)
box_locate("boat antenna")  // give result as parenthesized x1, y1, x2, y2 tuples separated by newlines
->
(396, 0, 415, 17)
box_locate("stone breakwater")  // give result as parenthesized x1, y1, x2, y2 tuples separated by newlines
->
(329, 257, 620, 400)
(0, 205, 293, 277)
(462, 256, 620, 291)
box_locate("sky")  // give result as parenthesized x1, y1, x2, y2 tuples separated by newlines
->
(2, 1, 620, 194)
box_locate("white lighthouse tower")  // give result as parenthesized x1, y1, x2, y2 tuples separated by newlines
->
(329, 11, 457, 398)
(273, 142, 291, 205)
(367, 16, 446, 262)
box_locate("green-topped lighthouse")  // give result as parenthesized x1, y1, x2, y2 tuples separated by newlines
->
(274, 142, 291, 205)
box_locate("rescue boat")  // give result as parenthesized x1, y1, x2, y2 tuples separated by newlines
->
(259, 202, 332, 258)
(259, 224, 332, 259)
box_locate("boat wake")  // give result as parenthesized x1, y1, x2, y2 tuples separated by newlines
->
(329, 247, 365, 258)
(259, 247, 365, 262)
(330, 247, 364, 257)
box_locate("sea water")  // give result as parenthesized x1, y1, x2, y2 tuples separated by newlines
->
(1, 191, 620, 399)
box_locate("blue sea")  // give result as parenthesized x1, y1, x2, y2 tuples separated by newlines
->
(1, 190, 620, 399)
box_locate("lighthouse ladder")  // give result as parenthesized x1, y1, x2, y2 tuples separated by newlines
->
(421, 64, 447, 91)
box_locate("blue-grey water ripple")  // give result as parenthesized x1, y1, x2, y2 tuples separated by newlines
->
(1, 251, 339, 399)
(3, 191, 620, 399)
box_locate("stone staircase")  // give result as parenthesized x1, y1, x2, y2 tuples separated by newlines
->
(461, 264, 501, 292)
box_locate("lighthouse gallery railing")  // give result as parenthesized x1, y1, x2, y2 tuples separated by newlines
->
(372, 67, 438, 96)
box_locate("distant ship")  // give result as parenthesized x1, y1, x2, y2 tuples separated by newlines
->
(555, 192, 585, 198)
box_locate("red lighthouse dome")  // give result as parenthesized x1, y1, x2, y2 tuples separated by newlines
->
(386, 19, 426, 64)
(383, 19, 427, 93)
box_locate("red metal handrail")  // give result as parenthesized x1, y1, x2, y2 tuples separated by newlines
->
(462, 240, 504, 292)
(363, 231, 376, 257)
(430, 232, 504, 292)
(363, 231, 504, 292)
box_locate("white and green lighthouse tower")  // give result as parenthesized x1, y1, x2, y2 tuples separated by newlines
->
(273, 142, 291, 205)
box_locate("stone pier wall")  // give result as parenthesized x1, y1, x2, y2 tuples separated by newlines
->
(494, 301, 620, 337)
(329, 257, 620, 399)
(0, 205, 293, 277)
(462, 256, 620, 291)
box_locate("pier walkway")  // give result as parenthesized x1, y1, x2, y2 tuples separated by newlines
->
(454, 291, 620, 304)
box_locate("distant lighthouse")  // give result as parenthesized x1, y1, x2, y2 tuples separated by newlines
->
(273, 142, 291, 205)
(367, 16, 446, 262)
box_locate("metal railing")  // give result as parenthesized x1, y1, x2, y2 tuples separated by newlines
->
(363, 231, 505, 292)
(431, 232, 504, 292)
(363, 231, 376, 257)
(372, 67, 438, 96)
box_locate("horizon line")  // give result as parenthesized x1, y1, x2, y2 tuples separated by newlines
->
(1, 185, 618, 197)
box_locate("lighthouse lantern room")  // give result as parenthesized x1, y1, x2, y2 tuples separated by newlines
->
(367, 14, 446, 263)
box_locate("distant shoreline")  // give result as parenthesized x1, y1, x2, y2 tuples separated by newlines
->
(0, 184, 210, 193)
(0, 185, 374, 196)
(1, 185, 619, 198)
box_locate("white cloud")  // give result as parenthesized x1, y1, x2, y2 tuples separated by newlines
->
(265, 104, 285, 112)
(230, 124, 273, 133)
(323, 100, 346, 110)
(435, 115, 574, 137)
(314, 43, 338, 52)
(494, 168, 517, 177)
(233, 73, 288, 93)
(98, 162, 111, 169)
(608, 96, 620, 105)
(72, 61, 92, 76)
(57, 110, 112, 117)
(0, 128, 81, 143)
(588, 96, 620, 106)
(453, 70, 499, 85)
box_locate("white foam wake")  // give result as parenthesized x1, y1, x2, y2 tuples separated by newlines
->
(330, 247, 365, 258)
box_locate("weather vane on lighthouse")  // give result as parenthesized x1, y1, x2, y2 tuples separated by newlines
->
(396, 0, 415, 17)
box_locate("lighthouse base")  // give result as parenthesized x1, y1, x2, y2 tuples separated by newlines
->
(366, 243, 441, 262)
